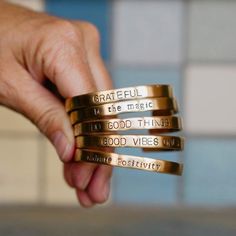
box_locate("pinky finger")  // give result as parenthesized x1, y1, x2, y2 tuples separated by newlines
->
(76, 189, 95, 208)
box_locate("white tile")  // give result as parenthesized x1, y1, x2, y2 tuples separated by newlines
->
(189, 1, 236, 61)
(113, 1, 183, 65)
(0, 138, 38, 203)
(0, 107, 38, 133)
(7, 0, 45, 11)
(44, 141, 78, 205)
(185, 65, 236, 135)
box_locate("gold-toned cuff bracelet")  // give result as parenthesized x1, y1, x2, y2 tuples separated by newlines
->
(70, 97, 178, 124)
(74, 116, 182, 136)
(76, 135, 184, 150)
(65, 84, 173, 112)
(75, 149, 183, 175)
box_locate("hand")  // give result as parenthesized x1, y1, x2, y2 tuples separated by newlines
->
(0, 2, 113, 207)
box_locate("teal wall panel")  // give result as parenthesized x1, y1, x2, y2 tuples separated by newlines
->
(46, 0, 110, 60)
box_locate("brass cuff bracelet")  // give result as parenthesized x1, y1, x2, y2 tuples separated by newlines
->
(65, 84, 173, 112)
(74, 116, 182, 136)
(75, 149, 183, 175)
(70, 97, 178, 124)
(76, 135, 184, 150)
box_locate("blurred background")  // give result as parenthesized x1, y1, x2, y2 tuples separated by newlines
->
(1, 0, 236, 235)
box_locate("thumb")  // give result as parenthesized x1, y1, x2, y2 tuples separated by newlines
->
(6, 63, 74, 162)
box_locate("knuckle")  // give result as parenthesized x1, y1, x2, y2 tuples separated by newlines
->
(40, 22, 86, 81)
(44, 41, 85, 83)
(82, 22, 100, 44)
(0, 79, 11, 104)
(57, 20, 81, 41)
(35, 105, 61, 136)
(46, 19, 83, 43)
(0, 65, 17, 105)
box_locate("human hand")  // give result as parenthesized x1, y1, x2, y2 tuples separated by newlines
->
(0, 2, 113, 207)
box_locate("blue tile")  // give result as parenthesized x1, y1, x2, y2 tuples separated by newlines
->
(184, 138, 236, 206)
(46, 0, 110, 60)
(113, 168, 179, 205)
(110, 67, 183, 204)
(112, 67, 182, 104)
(112, 147, 180, 205)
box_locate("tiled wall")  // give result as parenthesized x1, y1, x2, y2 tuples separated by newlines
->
(1, 0, 236, 207)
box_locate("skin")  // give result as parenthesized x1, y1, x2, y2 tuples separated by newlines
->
(0, 1, 113, 207)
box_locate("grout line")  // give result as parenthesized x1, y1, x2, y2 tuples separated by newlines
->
(177, 0, 190, 206)
(184, 134, 236, 140)
(186, 60, 236, 66)
(109, 0, 119, 204)
(36, 134, 47, 205)
(110, 63, 183, 71)
(111, 62, 183, 69)
(109, 59, 236, 70)
(107, 0, 113, 63)
(0, 131, 40, 139)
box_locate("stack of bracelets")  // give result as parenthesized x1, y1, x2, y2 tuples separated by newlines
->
(65, 85, 184, 176)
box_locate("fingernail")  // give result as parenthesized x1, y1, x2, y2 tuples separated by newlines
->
(52, 131, 74, 162)
(103, 182, 110, 200)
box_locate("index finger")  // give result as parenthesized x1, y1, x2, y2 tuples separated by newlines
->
(41, 20, 97, 97)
